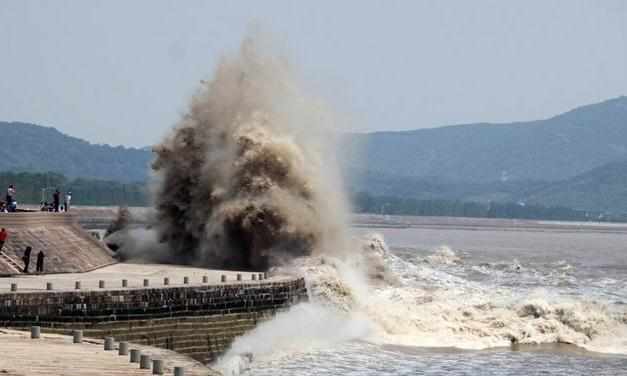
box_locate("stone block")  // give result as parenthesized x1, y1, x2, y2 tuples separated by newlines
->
(140, 354, 151, 369)
(104, 336, 114, 350)
(130, 349, 141, 362)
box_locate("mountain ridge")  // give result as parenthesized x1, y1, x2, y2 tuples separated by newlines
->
(343, 96, 627, 182)
(0, 121, 152, 182)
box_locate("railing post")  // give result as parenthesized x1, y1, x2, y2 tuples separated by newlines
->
(31, 326, 41, 339)
(119, 341, 129, 355)
(72, 330, 83, 343)
(152, 359, 164, 374)
(104, 337, 114, 351)
(130, 349, 141, 363)
(140, 354, 151, 369)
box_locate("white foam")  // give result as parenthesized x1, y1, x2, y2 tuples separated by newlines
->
(215, 303, 373, 375)
(214, 232, 627, 374)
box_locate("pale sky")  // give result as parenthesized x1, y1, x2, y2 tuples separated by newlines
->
(1, 0, 626, 147)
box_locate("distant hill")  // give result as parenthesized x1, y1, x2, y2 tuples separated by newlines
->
(0, 122, 151, 182)
(348, 163, 627, 215)
(523, 159, 627, 213)
(344, 168, 543, 203)
(343, 96, 627, 182)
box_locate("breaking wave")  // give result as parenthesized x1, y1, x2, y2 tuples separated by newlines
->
(216, 233, 627, 374)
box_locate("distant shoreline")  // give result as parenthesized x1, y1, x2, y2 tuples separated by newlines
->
(41, 205, 627, 233)
(353, 213, 627, 234)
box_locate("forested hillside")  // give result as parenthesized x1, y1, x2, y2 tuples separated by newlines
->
(343, 96, 627, 182)
(0, 122, 151, 182)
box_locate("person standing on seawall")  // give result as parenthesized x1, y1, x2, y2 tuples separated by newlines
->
(36, 250, 45, 273)
(6, 185, 15, 212)
(22, 246, 32, 273)
(53, 189, 60, 212)
(0, 228, 8, 251)
(65, 191, 72, 212)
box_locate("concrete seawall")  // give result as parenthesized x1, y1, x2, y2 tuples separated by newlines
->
(0, 212, 116, 275)
(0, 278, 308, 363)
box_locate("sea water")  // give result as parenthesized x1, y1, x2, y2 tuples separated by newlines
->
(217, 218, 627, 375)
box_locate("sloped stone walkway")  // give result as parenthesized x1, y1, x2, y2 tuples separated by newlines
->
(0, 212, 116, 275)
(0, 329, 219, 375)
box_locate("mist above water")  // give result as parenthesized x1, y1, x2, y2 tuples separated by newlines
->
(151, 35, 350, 270)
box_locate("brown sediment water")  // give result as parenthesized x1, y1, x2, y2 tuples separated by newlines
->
(151, 35, 350, 271)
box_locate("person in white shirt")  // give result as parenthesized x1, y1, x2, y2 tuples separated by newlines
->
(65, 191, 72, 212)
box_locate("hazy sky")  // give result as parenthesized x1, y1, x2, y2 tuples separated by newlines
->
(1, 1, 626, 147)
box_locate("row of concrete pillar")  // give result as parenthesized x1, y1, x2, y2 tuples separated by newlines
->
(30, 326, 184, 375)
(8, 272, 269, 291)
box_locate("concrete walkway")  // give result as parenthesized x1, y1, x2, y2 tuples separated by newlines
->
(0, 263, 278, 293)
(0, 329, 219, 375)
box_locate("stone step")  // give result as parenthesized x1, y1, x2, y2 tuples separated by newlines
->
(0, 251, 22, 274)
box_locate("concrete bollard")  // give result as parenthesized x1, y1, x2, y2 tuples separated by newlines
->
(143, 279, 149, 287)
(122, 279, 128, 288)
(130, 349, 141, 363)
(104, 337, 114, 351)
(140, 354, 152, 369)
(183, 276, 189, 284)
(202, 275, 208, 283)
(10, 283, 17, 292)
(236, 274, 242, 281)
(174, 366, 185, 376)
(221, 275, 226, 283)
(31, 326, 41, 339)
(99, 280, 106, 289)
(163, 277, 169, 286)
(152, 359, 164, 374)
(46, 282, 53, 290)
(251, 274, 257, 281)
(119, 341, 129, 355)
(75, 281, 81, 290)
(72, 330, 83, 343)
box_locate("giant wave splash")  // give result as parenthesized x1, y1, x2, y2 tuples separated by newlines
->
(151, 35, 349, 270)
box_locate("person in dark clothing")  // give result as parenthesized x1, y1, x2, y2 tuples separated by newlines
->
(6, 185, 15, 212)
(36, 250, 45, 273)
(22, 246, 32, 273)
(53, 189, 60, 212)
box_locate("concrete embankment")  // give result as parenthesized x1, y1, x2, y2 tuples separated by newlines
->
(0, 212, 116, 275)
(0, 271, 308, 364)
